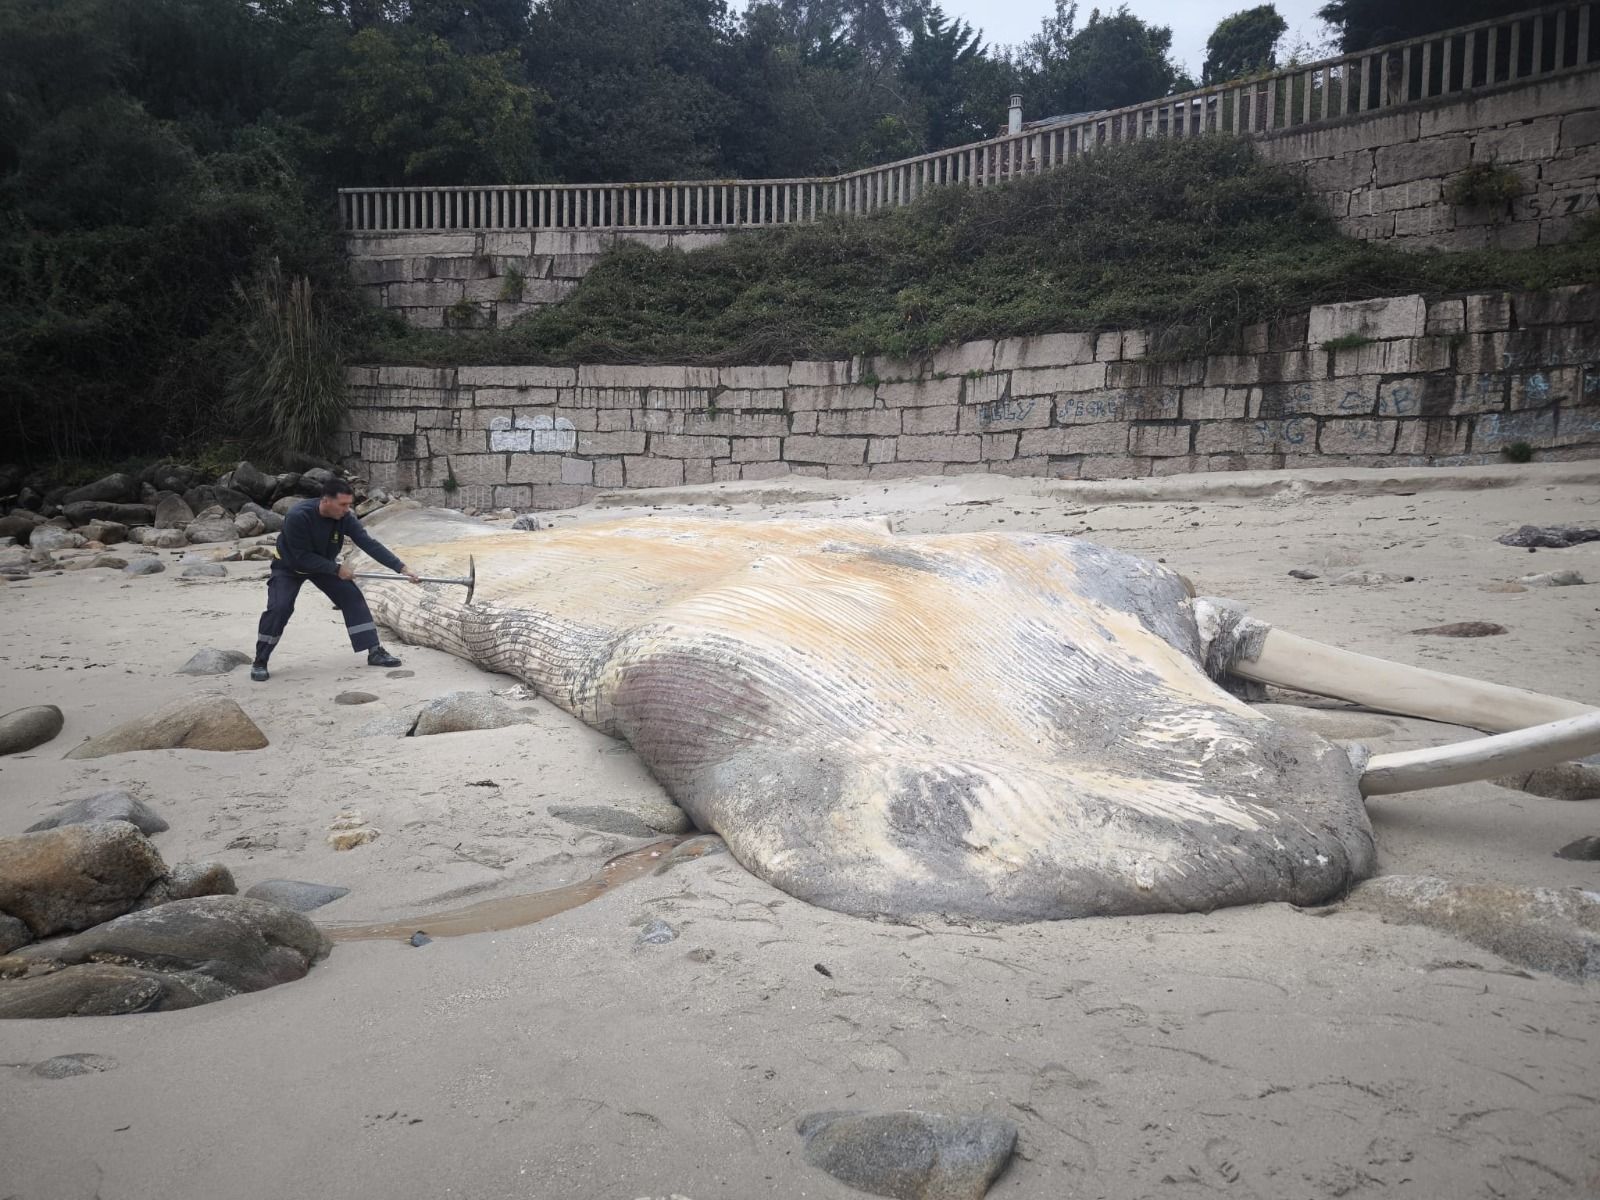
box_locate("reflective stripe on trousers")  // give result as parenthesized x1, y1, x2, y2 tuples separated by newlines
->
(255, 567, 381, 660)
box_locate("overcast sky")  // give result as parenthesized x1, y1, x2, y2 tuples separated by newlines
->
(957, 0, 1339, 81)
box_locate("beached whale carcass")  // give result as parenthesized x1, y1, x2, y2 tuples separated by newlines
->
(352, 508, 1600, 922)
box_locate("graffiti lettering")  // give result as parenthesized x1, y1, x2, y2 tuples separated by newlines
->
(976, 397, 1036, 426)
(1522, 191, 1600, 219)
(1381, 382, 1416, 416)
(1058, 396, 1125, 421)
(1250, 418, 1308, 447)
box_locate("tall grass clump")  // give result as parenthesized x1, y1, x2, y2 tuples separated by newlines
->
(372, 135, 1600, 367)
(229, 259, 347, 456)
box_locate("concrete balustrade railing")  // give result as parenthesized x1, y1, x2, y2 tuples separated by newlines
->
(340, 3, 1595, 234)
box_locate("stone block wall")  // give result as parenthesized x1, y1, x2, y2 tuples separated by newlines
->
(1262, 69, 1600, 250)
(346, 69, 1600, 330)
(342, 286, 1600, 509)
(347, 229, 728, 330)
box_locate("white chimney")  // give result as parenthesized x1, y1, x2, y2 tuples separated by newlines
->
(1008, 95, 1023, 135)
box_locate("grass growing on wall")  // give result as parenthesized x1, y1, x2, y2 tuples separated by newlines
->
(371, 136, 1600, 367)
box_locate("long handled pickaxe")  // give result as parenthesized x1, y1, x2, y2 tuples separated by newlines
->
(352, 554, 476, 605)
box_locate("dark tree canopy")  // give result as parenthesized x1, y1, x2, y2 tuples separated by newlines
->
(901, 3, 986, 148)
(1, 0, 1545, 464)
(1021, 4, 1190, 117)
(1203, 5, 1287, 85)
(1316, 0, 1533, 53)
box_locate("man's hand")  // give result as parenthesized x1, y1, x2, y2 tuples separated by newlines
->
(403, 569, 421, 584)
(338, 564, 355, 581)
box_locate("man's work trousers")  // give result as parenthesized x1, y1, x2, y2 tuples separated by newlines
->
(255, 564, 380, 663)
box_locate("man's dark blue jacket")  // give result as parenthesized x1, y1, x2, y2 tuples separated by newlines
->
(275, 499, 405, 576)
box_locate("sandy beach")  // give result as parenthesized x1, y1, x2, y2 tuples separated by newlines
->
(2, 461, 1597, 1200)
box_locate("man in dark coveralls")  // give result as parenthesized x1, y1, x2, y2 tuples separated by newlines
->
(251, 478, 419, 682)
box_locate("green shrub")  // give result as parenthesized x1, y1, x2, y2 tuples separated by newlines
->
(228, 259, 347, 457)
(1501, 441, 1535, 463)
(1445, 163, 1524, 210)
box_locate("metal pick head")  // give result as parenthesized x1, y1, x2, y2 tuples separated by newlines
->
(466, 555, 476, 606)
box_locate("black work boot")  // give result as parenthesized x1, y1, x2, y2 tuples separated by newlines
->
(367, 646, 402, 668)
(250, 661, 270, 682)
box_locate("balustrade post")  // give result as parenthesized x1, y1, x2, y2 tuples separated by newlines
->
(1509, 18, 1522, 80)
(1555, 10, 1567, 68)
(1579, 6, 1590, 65)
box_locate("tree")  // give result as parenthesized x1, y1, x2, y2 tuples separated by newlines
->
(4, 96, 199, 230)
(1022, 5, 1186, 117)
(721, 2, 903, 175)
(403, 0, 529, 56)
(525, 0, 732, 182)
(1024, 0, 1077, 74)
(1202, 5, 1286, 84)
(1316, 0, 1531, 53)
(284, 24, 542, 185)
(900, 3, 985, 149)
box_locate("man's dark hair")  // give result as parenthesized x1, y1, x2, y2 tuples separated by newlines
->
(321, 478, 355, 499)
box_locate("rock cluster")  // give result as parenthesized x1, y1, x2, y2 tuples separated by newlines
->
(0, 459, 400, 580)
(0, 897, 329, 1018)
(0, 795, 332, 1017)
